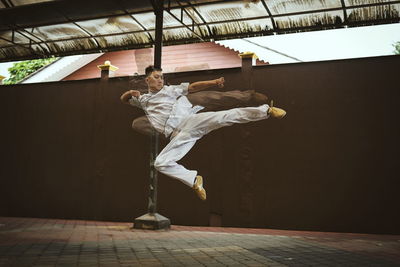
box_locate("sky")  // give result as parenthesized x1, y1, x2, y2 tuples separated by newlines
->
(217, 23, 400, 64)
(0, 23, 399, 79)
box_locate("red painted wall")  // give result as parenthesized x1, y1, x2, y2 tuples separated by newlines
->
(63, 42, 267, 80)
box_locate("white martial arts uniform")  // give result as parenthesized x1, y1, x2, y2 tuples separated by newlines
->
(129, 83, 270, 187)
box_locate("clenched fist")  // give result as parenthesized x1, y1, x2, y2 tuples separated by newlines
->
(121, 90, 141, 104)
(215, 77, 225, 88)
(129, 90, 141, 98)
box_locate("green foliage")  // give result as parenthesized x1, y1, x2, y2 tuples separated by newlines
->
(394, 42, 400, 55)
(3, 57, 58, 85)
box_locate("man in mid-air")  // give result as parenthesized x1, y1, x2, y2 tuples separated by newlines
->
(121, 65, 286, 201)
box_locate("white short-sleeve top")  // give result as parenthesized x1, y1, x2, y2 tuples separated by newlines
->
(129, 82, 203, 137)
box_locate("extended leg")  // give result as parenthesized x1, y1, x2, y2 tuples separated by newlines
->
(182, 104, 272, 137)
(132, 90, 270, 137)
(154, 131, 199, 187)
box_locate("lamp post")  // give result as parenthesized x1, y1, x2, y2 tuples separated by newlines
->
(133, 0, 171, 230)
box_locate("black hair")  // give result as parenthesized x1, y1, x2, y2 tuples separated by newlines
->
(145, 65, 163, 77)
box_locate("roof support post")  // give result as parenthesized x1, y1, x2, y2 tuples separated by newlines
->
(134, 0, 171, 231)
(154, 0, 164, 68)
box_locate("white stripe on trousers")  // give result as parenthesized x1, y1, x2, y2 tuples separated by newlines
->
(154, 104, 270, 187)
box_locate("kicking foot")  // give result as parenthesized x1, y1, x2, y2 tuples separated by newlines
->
(268, 100, 286, 119)
(193, 175, 206, 201)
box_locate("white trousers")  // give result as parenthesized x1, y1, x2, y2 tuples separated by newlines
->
(154, 104, 270, 187)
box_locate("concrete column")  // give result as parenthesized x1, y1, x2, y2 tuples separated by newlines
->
(239, 51, 257, 67)
(239, 52, 258, 91)
(91, 61, 118, 218)
(238, 52, 258, 226)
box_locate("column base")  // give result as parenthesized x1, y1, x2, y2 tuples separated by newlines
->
(133, 213, 171, 230)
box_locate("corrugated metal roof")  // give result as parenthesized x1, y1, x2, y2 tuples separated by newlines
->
(1, 0, 399, 62)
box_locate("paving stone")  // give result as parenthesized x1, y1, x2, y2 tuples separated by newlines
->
(1, 216, 399, 267)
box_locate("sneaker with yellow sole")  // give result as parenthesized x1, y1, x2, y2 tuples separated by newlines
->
(193, 175, 206, 201)
(268, 100, 286, 119)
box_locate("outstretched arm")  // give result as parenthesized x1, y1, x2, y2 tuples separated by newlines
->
(188, 77, 224, 93)
(120, 90, 141, 104)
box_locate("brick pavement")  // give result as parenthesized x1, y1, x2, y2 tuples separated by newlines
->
(0, 217, 399, 266)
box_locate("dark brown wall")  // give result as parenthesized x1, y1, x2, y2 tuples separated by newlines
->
(1, 55, 399, 234)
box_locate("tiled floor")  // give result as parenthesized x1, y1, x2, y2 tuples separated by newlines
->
(0, 217, 399, 266)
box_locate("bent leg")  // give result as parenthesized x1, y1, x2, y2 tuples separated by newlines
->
(132, 116, 155, 137)
(154, 131, 200, 187)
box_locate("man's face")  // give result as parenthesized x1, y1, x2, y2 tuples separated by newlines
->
(146, 71, 164, 92)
